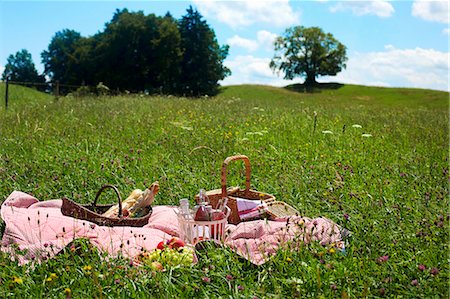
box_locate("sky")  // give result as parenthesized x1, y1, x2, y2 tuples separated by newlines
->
(0, 0, 449, 92)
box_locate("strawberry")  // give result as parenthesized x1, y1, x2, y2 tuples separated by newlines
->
(156, 241, 166, 250)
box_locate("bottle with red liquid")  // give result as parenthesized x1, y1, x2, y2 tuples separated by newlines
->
(194, 189, 211, 221)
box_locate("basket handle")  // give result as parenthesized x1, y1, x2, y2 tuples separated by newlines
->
(221, 155, 251, 199)
(93, 184, 123, 218)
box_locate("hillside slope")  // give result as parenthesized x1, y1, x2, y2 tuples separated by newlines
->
(219, 84, 449, 109)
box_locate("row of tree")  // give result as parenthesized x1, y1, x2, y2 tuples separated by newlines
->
(2, 7, 230, 96)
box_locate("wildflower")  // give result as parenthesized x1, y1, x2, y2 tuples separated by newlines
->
(237, 285, 244, 291)
(329, 248, 336, 254)
(226, 274, 233, 281)
(114, 279, 121, 284)
(343, 213, 350, 221)
(362, 133, 372, 137)
(64, 288, 72, 298)
(202, 276, 211, 283)
(379, 287, 386, 296)
(377, 255, 389, 263)
(12, 276, 23, 284)
(46, 273, 57, 282)
(352, 124, 362, 128)
(411, 279, 418, 286)
(321, 130, 333, 134)
(418, 264, 426, 271)
(430, 267, 439, 276)
(83, 265, 92, 271)
(331, 284, 337, 290)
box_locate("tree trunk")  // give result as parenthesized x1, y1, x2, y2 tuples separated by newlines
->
(304, 73, 317, 86)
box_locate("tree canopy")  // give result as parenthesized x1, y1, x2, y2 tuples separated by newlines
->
(177, 6, 230, 96)
(270, 26, 347, 86)
(39, 7, 229, 95)
(2, 49, 45, 85)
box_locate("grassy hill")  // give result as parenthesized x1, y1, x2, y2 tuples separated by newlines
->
(0, 83, 448, 298)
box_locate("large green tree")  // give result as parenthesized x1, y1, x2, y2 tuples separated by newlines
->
(2, 49, 45, 85)
(177, 6, 230, 96)
(270, 26, 347, 86)
(41, 29, 83, 85)
(92, 9, 182, 93)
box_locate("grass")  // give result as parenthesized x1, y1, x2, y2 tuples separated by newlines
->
(0, 83, 448, 298)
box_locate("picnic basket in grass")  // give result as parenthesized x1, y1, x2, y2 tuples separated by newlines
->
(196, 155, 299, 224)
(61, 184, 154, 227)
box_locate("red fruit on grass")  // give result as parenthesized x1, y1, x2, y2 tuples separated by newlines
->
(156, 241, 165, 250)
(167, 237, 185, 249)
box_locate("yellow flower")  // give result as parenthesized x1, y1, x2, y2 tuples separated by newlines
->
(83, 265, 92, 271)
(329, 248, 336, 254)
(286, 257, 292, 262)
(12, 276, 23, 284)
(64, 288, 72, 297)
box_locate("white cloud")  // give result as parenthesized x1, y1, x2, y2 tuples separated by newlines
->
(330, 0, 394, 18)
(193, 0, 300, 28)
(257, 30, 278, 51)
(412, 0, 449, 23)
(221, 55, 291, 86)
(328, 46, 449, 91)
(227, 35, 259, 52)
(222, 47, 449, 92)
(227, 30, 278, 53)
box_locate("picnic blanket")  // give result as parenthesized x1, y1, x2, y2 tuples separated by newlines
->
(1, 191, 346, 265)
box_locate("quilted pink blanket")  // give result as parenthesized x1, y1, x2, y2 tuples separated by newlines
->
(1, 191, 345, 265)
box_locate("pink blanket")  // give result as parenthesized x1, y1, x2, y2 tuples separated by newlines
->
(1, 191, 345, 265)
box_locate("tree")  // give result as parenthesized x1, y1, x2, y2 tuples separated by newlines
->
(41, 29, 84, 85)
(177, 6, 230, 96)
(270, 26, 347, 86)
(1, 49, 45, 85)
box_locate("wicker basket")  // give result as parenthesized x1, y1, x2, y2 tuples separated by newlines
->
(61, 184, 152, 227)
(196, 155, 276, 224)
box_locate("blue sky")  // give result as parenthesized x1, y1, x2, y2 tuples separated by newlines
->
(0, 0, 449, 91)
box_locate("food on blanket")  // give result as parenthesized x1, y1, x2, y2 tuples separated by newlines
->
(137, 243, 195, 270)
(102, 181, 159, 218)
(157, 241, 166, 250)
(167, 237, 185, 250)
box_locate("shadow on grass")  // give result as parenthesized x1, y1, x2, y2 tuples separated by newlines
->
(285, 82, 344, 93)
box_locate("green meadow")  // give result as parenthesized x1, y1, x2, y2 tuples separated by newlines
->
(0, 83, 448, 298)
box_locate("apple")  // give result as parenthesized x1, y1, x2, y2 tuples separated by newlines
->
(166, 237, 185, 250)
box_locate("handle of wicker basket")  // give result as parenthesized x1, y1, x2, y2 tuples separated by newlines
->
(93, 185, 123, 218)
(221, 155, 251, 199)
